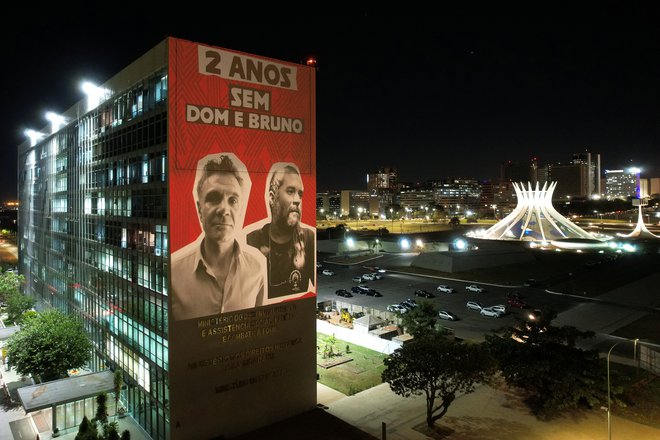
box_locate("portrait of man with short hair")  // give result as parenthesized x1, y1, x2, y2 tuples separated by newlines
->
(171, 153, 266, 321)
(246, 162, 316, 299)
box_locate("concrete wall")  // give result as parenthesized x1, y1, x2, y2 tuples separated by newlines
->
(412, 248, 535, 273)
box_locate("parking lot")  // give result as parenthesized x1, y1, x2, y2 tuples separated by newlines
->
(315, 253, 577, 339)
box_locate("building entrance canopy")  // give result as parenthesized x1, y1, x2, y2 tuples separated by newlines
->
(17, 370, 115, 413)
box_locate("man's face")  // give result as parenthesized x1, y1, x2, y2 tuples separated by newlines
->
(271, 172, 303, 228)
(197, 172, 242, 244)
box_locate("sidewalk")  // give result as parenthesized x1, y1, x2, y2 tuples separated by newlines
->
(326, 381, 660, 440)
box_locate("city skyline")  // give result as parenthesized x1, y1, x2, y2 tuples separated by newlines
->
(4, 7, 660, 201)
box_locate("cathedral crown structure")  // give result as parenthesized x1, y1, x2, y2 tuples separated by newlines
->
(477, 181, 596, 241)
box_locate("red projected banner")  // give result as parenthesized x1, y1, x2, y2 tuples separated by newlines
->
(168, 38, 317, 439)
(169, 38, 316, 318)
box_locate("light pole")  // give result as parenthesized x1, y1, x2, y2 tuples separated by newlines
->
(357, 207, 363, 229)
(607, 338, 639, 440)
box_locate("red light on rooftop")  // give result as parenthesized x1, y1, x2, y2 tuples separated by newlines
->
(306, 57, 317, 67)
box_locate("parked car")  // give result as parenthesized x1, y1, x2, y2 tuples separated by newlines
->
(480, 307, 502, 318)
(437, 285, 455, 293)
(507, 297, 528, 308)
(352, 276, 364, 283)
(489, 304, 507, 314)
(414, 289, 435, 298)
(350, 286, 363, 294)
(356, 285, 371, 294)
(366, 289, 382, 297)
(466, 301, 483, 311)
(335, 289, 352, 298)
(372, 266, 387, 273)
(401, 298, 417, 308)
(362, 273, 375, 281)
(322, 269, 335, 276)
(465, 284, 484, 293)
(387, 304, 407, 313)
(438, 310, 458, 321)
(524, 278, 538, 287)
(374, 273, 384, 280)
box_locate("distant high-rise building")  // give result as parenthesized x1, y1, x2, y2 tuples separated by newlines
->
(500, 157, 539, 184)
(548, 163, 589, 200)
(341, 190, 370, 218)
(398, 188, 436, 211)
(317, 191, 341, 217)
(429, 178, 481, 211)
(648, 177, 660, 197)
(571, 150, 601, 196)
(367, 167, 397, 215)
(605, 168, 641, 199)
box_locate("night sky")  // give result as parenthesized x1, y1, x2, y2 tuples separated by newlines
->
(3, 6, 660, 202)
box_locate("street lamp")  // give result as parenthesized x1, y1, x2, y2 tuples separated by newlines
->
(357, 207, 363, 229)
(607, 338, 639, 440)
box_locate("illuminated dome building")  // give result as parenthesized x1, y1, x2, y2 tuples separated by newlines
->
(472, 182, 597, 242)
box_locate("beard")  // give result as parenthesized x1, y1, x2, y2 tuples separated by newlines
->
(273, 199, 300, 229)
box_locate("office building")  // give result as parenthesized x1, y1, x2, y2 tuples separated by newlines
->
(571, 150, 601, 196)
(548, 162, 589, 200)
(605, 168, 640, 200)
(500, 157, 539, 184)
(18, 38, 316, 439)
(366, 167, 398, 215)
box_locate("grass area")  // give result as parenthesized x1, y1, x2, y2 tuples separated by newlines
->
(316, 332, 387, 396)
(317, 219, 496, 234)
(611, 364, 660, 429)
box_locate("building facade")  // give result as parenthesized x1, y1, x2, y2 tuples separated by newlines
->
(605, 168, 640, 200)
(571, 150, 601, 196)
(365, 167, 398, 216)
(18, 38, 317, 440)
(18, 42, 170, 439)
(340, 189, 370, 218)
(548, 162, 589, 200)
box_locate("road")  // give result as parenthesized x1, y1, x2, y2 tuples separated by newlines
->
(0, 241, 17, 267)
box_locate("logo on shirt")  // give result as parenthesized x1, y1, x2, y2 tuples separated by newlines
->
(289, 270, 302, 291)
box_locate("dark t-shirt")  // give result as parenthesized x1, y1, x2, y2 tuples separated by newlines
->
(246, 223, 315, 298)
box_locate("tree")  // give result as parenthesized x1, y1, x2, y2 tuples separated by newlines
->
(75, 415, 97, 440)
(6, 309, 93, 382)
(448, 216, 460, 227)
(5, 291, 36, 323)
(485, 311, 609, 419)
(0, 270, 24, 303)
(382, 337, 496, 427)
(76, 392, 130, 440)
(399, 301, 438, 338)
(113, 370, 125, 420)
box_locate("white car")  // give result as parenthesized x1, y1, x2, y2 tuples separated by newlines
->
(465, 284, 485, 293)
(362, 273, 375, 281)
(437, 285, 455, 293)
(387, 304, 407, 313)
(466, 301, 483, 311)
(322, 269, 335, 276)
(480, 307, 502, 318)
(352, 276, 363, 283)
(490, 304, 507, 314)
(438, 310, 458, 321)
